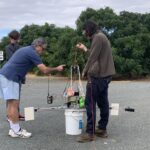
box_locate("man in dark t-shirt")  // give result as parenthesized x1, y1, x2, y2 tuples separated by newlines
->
(0, 37, 65, 138)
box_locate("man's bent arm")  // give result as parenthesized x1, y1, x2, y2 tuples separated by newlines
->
(37, 64, 64, 74)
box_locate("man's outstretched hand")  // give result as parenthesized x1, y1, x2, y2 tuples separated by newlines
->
(56, 64, 66, 71)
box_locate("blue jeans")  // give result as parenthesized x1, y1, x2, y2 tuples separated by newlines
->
(85, 76, 112, 134)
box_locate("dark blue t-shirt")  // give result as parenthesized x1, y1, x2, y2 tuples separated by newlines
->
(0, 46, 42, 83)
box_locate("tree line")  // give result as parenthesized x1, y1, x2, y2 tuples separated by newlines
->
(0, 7, 150, 78)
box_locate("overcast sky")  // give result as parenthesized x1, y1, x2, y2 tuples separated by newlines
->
(0, 0, 150, 39)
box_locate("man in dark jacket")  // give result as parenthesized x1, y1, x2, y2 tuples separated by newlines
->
(5, 30, 21, 61)
(76, 20, 115, 142)
(5, 30, 25, 120)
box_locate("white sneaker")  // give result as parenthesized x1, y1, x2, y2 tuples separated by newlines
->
(8, 129, 32, 138)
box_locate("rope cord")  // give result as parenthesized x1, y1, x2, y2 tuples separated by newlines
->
(47, 74, 50, 96)
(90, 82, 95, 135)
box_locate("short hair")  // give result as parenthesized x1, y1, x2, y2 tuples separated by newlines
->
(82, 20, 98, 37)
(8, 30, 20, 40)
(32, 37, 47, 48)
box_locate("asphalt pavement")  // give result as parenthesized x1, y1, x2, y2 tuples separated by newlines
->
(0, 77, 150, 150)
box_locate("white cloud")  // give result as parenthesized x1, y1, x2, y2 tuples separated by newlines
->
(0, 0, 150, 39)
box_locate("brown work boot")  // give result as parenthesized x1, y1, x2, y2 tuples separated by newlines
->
(19, 114, 25, 121)
(77, 133, 96, 143)
(95, 128, 108, 138)
(7, 114, 25, 122)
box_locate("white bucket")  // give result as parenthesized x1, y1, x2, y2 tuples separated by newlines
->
(65, 109, 84, 135)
